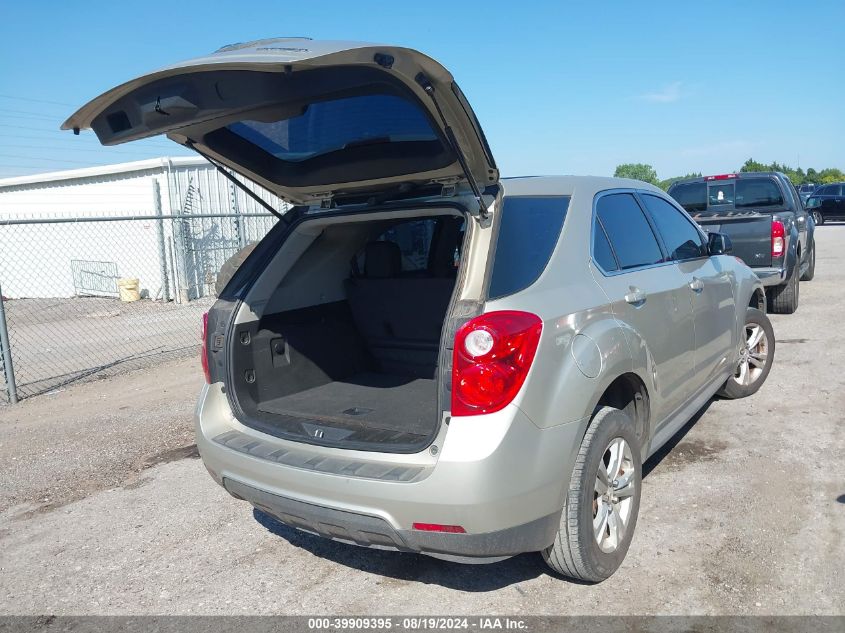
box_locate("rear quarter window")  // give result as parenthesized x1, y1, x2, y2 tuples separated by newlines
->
(488, 196, 569, 300)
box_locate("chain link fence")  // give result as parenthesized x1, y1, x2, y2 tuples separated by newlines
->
(0, 180, 278, 403)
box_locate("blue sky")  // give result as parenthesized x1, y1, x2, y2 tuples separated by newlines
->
(1, 1, 843, 180)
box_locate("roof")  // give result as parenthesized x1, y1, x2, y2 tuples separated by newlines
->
(501, 175, 664, 197)
(0, 156, 209, 190)
(668, 171, 789, 187)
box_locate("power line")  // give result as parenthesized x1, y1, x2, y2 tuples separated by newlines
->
(0, 123, 69, 133)
(0, 125, 178, 148)
(0, 108, 58, 120)
(0, 143, 185, 156)
(0, 94, 75, 108)
(0, 136, 179, 150)
(0, 112, 65, 122)
(0, 153, 118, 165)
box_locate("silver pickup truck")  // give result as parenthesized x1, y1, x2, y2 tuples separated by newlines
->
(668, 172, 815, 314)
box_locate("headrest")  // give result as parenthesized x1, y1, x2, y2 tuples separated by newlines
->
(364, 241, 401, 278)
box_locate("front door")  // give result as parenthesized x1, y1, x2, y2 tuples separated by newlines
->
(679, 258, 736, 385)
(637, 192, 736, 390)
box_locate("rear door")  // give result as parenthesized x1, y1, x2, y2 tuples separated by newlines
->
(832, 185, 845, 217)
(816, 185, 840, 217)
(590, 192, 695, 424)
(638, 193, 736, 389)
(63, 39, 498, 208)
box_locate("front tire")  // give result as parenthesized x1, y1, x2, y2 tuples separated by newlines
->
(543, 407, 642, 583)
(812, 210, 824, 226)
(717, 308, 775, 399)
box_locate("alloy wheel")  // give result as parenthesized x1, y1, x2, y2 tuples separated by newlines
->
(731, 321, 770, 387)
(593, 437, 636, 553)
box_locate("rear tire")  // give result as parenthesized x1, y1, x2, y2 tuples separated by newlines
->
(767, 265, 799, 314)
(800, 243, 816, 281)
(717, 308, 775, 399)
(542, 407, 641, 583)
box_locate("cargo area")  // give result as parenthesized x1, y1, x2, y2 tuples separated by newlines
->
(227, 211, 466, 451)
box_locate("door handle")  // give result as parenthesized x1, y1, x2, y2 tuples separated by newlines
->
(689, 278, 704, 293)
(624, 287, 647, 305)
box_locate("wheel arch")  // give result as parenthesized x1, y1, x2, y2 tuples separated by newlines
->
(785, 224, 801, 280)
(749, 286, 766, 312)
(592, 372, 651, 452)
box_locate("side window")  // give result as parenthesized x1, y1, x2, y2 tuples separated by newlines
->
(640, 194, 707, 261)
(596, 193, 664, 270)
(592, 219, 619, 272)
(817, 185, 831, 196)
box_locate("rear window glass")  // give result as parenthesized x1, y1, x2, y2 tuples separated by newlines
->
(379, 219, 437, 272)
(596, 193, 664, 270)
(488, 196, 569, 300)
(355, 219, 438, 274)
(708, 182, 735, 206)
(228, 94, 438, 163)
(670, 182, 706, 212)
(735, 178, 784, 208)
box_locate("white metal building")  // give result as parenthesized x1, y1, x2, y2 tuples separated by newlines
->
(0, 157, 285, 300)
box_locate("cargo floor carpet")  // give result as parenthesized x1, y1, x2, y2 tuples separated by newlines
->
(257, 372, 437, 435)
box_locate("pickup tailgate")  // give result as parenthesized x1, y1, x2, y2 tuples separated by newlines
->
(694, 212, 771, 268)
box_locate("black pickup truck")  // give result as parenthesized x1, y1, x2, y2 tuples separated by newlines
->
(668, 172, 815, 314)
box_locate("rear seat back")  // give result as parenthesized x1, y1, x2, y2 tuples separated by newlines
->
(345, 241, 454, 377)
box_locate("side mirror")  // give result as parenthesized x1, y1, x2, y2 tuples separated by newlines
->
(708, 232, 733, 256)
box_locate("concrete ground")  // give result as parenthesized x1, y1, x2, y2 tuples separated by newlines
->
(0, 228, 843, 616)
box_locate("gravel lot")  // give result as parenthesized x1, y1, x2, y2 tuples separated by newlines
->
(0, 296, 211, 400)
(0, 228, 843, 616)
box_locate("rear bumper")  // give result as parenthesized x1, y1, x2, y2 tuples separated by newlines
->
(224, 477, 559, 561)
(752, 266, 787, 287)
(196, 384, 588, 560)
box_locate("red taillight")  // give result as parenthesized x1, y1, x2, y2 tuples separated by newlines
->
(201, 312, 211, 384)
(771, 220, 785, 258)
(412, 523, 466, 533)
(705, 173, 738, 181)
(451, 311, 543, 416)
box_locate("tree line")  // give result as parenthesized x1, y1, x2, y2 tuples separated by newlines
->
(614, 160, 845, 191)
